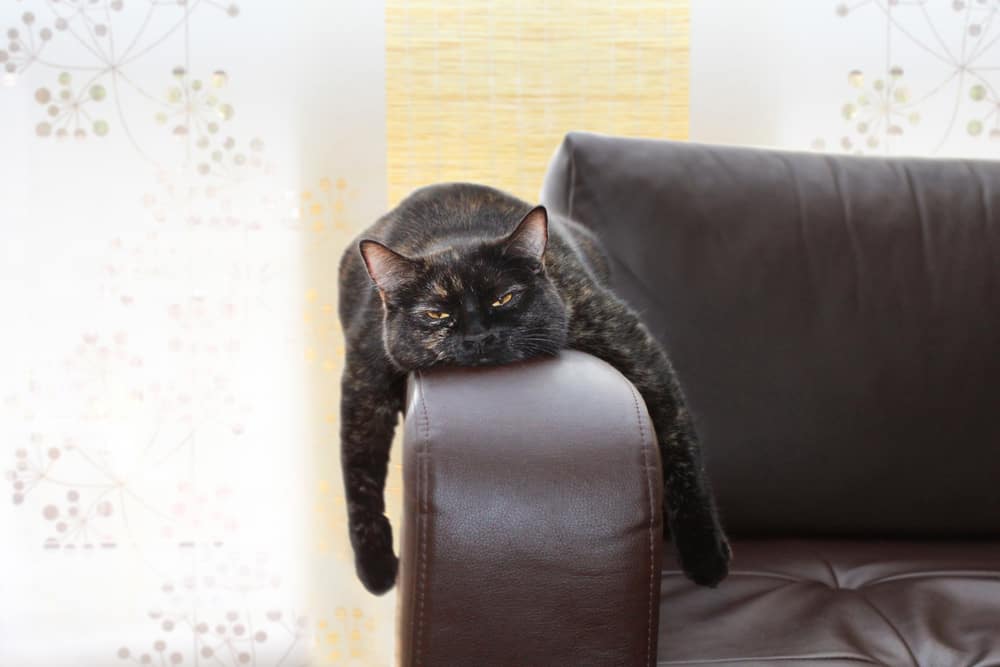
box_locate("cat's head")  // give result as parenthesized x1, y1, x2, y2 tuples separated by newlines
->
(358, 206, 568, 370)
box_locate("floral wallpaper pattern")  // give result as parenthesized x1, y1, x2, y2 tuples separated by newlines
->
(1, 2, 390, 665)
(815, 0, 1000, 154)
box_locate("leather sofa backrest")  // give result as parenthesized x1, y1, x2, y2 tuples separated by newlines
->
(541, 132, 1000, 538)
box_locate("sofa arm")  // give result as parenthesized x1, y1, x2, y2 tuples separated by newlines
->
(397, 350, 663, 666)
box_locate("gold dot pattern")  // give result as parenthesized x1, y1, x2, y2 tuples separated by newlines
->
(301, 177, 401, 665)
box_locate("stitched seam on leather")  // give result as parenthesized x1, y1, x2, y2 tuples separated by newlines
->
(415, 372, 430, 667)
(628, 380, 656, 667)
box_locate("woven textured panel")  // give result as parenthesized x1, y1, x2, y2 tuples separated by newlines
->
(386, 0, 690, 204)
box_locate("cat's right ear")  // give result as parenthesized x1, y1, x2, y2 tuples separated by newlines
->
(359, 240, 417, 294)
(502, 205, 548, 264)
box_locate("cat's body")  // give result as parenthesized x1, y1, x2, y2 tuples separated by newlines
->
(338, 183, 730, 595)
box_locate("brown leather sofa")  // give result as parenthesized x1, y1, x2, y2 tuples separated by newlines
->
(395, 133, 1000, 666)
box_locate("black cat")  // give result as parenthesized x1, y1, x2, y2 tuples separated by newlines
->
(338, 183, 730, 595)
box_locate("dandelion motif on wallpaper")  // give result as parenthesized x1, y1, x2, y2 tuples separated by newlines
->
(820, 66, 922, 152)
(816, 0, 1000, 154)
(116, 548, 309, 666)
(3, 2, 379, 664)
(31, 69, 111, 138)
(1, 0, 282, 223)
(2, 1, 238, 145)
(8, 441, 120, 549)
(4, 344, 250, 551)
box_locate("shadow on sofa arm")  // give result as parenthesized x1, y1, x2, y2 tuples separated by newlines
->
(397, 350, 663, 667)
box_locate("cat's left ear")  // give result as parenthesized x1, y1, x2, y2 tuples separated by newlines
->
(502, 205, 548, 265)
(359, 239, 418, 294)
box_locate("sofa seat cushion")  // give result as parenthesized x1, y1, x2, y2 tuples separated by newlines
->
(658, 539, 1000, 666)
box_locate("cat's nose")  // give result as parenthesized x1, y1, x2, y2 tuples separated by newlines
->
(462, 332, 497, 350)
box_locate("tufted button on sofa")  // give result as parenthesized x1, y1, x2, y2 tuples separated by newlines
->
(394, 134, 1000, 666)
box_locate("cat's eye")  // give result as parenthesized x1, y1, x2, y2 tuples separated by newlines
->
(425, 310, 450, 320)
(491, 292, 513, 307)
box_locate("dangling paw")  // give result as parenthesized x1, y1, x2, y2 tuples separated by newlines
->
(350, 513, 399, 595)
(677, 525, 732, 588)
(356, 547, 399, 595)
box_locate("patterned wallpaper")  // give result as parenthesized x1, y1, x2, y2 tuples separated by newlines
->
(6, 1, 997, 666)
(690, 0, 1000, 159)
(816, 0, 1000, 155)
(0, 1, 389, 665)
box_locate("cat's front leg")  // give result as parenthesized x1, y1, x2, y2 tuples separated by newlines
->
(340, 356, 405, 595)
(655, 412, 732, 588)
(569, 290, 731, 587)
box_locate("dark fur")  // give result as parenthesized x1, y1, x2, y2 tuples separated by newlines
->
(338, 183, 730, 594)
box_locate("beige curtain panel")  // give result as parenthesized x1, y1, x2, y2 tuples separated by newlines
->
(386, 0, 690, 203)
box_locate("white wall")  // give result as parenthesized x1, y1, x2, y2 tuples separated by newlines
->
(691, 0, 1000, 158)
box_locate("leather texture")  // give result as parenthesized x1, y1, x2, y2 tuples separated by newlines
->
(541, 132, 1000, 539)
(658, 539, 1000, 666)
(395, 134, 1000, 665)
(398, 350, 663, 667)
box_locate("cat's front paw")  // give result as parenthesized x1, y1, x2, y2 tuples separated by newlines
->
(676, 527, 732, 588)
(355, 547, 399, 595)
(350, 513, 399, 595)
